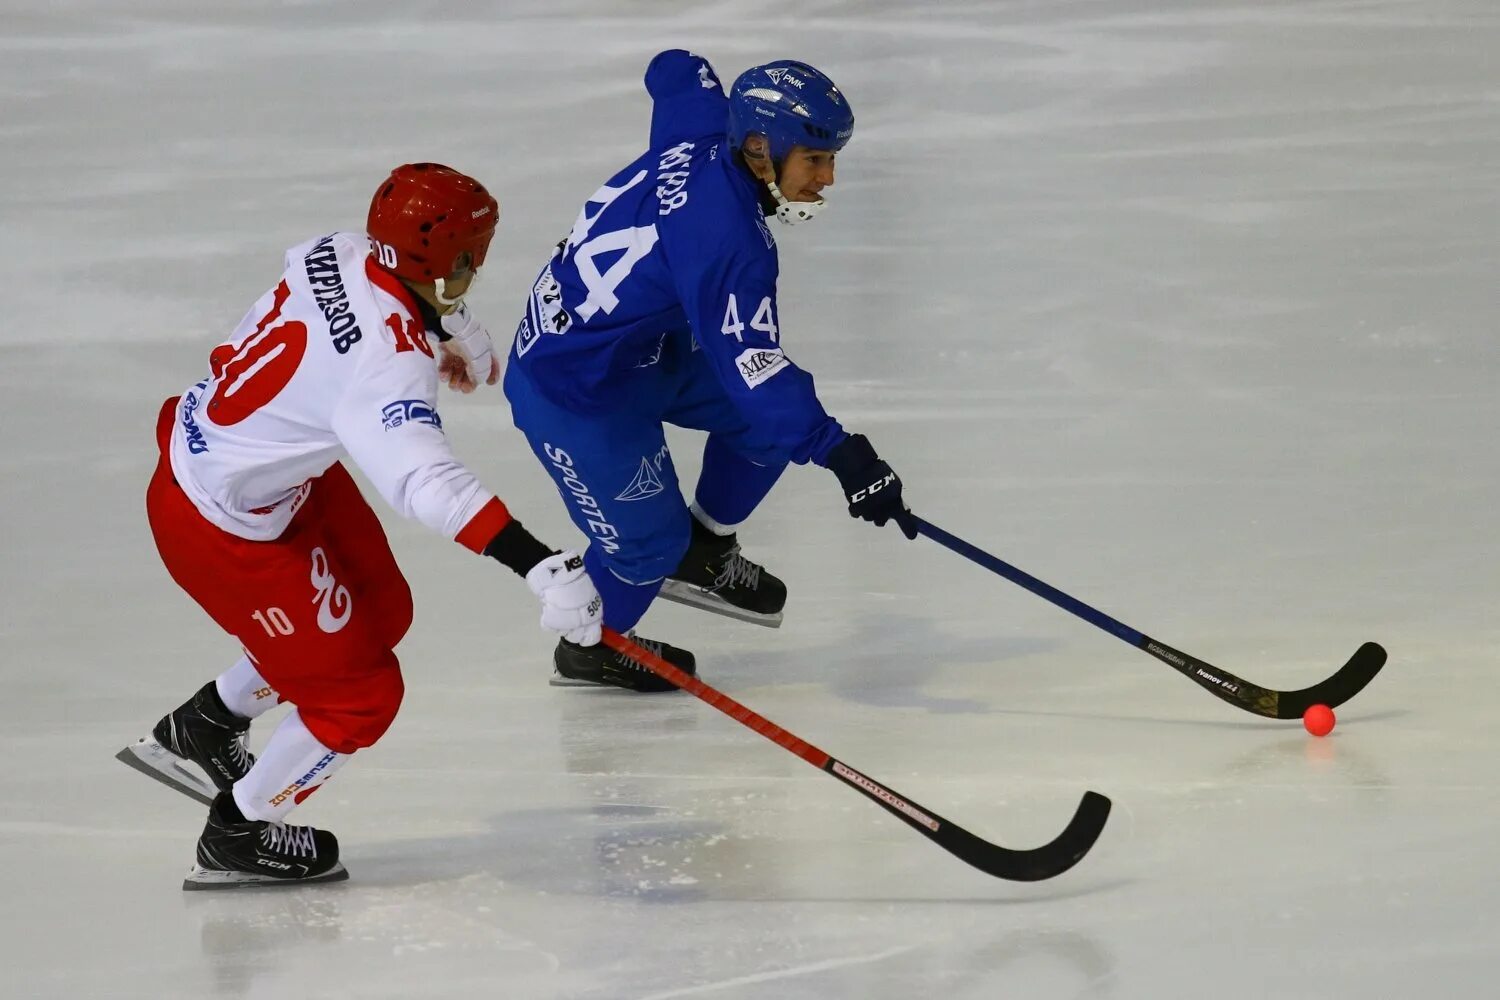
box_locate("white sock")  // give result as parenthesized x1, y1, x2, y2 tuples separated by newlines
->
(232, 710, 348, 823)
(689, 501, 739, 537)
(215, 654, 280, 720)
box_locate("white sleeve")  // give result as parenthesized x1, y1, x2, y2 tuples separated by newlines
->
(330, 344, 505, 547)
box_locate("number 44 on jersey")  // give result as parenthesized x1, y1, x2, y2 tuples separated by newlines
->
(721, 294, 778, 343)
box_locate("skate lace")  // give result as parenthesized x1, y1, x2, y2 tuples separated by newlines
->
(618, 634, 662, 669)
(228, 735, 252, 770)
(711, 545, 762, 592)
(261, 822, 317, 858)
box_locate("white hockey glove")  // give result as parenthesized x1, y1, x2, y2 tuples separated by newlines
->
(438, 302, 499, 393)
(525, 551, 603, 646)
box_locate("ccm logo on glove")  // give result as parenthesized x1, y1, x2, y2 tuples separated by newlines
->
(850, 471, 897, 503)
(826, 434, 917, 539)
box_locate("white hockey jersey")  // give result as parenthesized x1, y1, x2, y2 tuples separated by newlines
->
(168, 232, 508, 551)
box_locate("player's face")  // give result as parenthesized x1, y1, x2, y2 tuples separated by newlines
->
(778, 146, 836, 202)
(435, 251, 479, 312)
(442, 266, 475, 302)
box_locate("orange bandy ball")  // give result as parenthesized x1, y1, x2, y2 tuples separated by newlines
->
(1303, 704, 1336, 737)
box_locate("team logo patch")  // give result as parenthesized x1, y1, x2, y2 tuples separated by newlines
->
(515, 317, 537, 357)
(309, 547, 352, 634)
(735, 347, 790, 389)
(755, 216, 776, 249)
(531, 264, 572, 337)
(616, 455, 666, 502)
(381, 399, 442, 430)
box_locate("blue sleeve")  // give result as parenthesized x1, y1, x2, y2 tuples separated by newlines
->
(645, 50, 729, 148)
(669, 225, 847, 467)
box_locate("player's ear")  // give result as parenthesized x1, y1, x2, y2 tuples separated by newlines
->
(744, 134, 769, 160)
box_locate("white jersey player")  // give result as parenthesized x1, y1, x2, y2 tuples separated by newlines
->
(119, 163, 603, 889)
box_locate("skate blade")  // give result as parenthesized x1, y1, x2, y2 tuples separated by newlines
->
(115, 738, 217, 806)
(657, 581, 784, 628)
(183, 862, 349, 891)
(549, 669, 682, 694)
(549, 671, 608, 688)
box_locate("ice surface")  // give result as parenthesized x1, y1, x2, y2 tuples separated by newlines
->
(3, 1, 1497, 997)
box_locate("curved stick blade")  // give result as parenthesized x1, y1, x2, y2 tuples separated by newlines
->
(1271, 641, 1388, 718)
(935, 790, 1113, 883)
(1147, 638, 1388, 719)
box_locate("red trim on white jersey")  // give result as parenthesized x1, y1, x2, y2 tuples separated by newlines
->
(454, 497, 514, 554)
(167, 232, 504, 550)
(365, 256, 429, 330)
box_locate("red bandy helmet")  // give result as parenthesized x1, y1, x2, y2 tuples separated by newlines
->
(367, 163, 499, 283)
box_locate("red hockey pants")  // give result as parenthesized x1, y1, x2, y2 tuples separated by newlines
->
(146, 398, 412, 753)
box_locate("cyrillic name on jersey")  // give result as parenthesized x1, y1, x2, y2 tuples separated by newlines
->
(180, 379, 210, 454)
(656, 142, 694, 216)
(303, 235, 364, 354)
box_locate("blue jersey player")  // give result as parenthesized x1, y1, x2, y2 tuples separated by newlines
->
(505, 50, 916, 691)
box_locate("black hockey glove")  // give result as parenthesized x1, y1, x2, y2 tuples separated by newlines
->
(826, 434, 918, 539)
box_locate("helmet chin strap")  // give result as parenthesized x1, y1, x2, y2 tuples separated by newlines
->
(765, 175, 826, 225)
(433, 278, 464, 307)
(747, 147, 826, 225)
(432, 269, 478, 308)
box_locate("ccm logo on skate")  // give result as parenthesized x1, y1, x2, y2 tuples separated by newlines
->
(268, 750, 341, 807)
(381, 399, 442, 430)
(309, 547, 352, 633)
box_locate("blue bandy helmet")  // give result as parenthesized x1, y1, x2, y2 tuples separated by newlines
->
(729, 60, 853, 161)
(728, 60, 853, 223)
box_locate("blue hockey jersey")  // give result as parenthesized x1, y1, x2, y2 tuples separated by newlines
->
(508, 49, 846, 467)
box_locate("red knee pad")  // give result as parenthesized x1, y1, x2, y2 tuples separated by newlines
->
(297, 659, 405, 754)
(379, 578, 415, 650)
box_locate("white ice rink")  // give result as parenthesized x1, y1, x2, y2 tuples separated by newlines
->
(4, 0, 1498, 996)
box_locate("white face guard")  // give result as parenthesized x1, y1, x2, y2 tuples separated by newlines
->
(765, 175, 826, 225)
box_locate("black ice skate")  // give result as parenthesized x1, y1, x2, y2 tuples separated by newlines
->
(184, 792, 347, 890)
(552, 633, 696, 693)
(658, 518, 787, 628)
(115, 682, 255, 806)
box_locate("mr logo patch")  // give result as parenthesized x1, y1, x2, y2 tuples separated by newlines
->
(735, 347, 789, 389)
